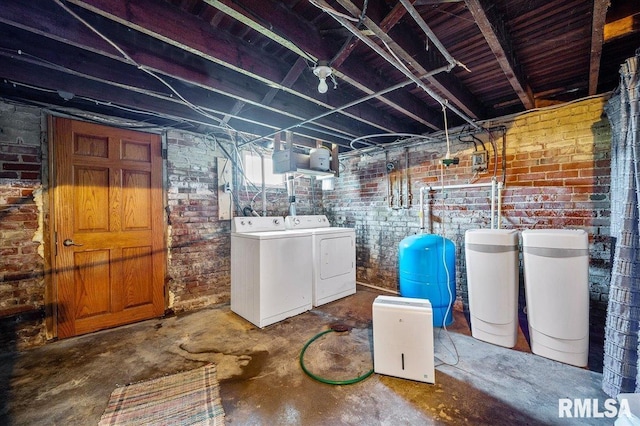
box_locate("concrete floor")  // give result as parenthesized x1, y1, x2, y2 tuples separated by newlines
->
(0, 286, 610, 425)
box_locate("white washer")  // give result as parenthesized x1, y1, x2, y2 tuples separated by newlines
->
(285, 215, 356, 306)
(231, 216, 313, 327)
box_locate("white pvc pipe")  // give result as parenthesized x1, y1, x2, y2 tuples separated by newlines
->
(427, 182, 494, 191)
(260, 151, 267, 216)
(490, 177, 496, 229)
(426, 192, 432, 234)
(419, 187, 425, 232)
(497, 181, 503, 229)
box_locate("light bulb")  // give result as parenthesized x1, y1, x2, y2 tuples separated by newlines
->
(318, 77, 328, 94)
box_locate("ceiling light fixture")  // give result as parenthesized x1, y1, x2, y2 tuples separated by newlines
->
(313, 62, 333, 94)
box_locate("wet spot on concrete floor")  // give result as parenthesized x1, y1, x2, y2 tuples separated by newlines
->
(176, 342, 269, 382)
(34, 376, 90, 401)
(224, 350, 269, 382)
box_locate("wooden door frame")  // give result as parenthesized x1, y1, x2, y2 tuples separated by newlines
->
(45, 116, 168, 339)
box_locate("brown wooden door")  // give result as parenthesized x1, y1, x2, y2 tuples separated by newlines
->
(52, 117, 165, 338)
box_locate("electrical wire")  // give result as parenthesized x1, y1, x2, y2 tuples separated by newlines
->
(308, 0, 361, 22)
(442, 102, 451, 159)
(379, 36, 413, 76)
(349, 133, 433, 151)
(32, 0, 320, 219)
(52, 0, 228, 127)
(433, 110, 460, 367)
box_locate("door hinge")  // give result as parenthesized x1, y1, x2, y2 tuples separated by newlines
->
(54, 231, 58, 256)
(161, 148, 168, 160)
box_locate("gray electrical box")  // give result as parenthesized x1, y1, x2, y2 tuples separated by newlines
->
(272, 150, 310, 173)
(471, 151, 488, 172)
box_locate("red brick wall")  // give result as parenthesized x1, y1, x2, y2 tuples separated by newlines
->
(0, 103, 46, 349)
(165, 132, 321, 312)
(0, 97, 613, 351)
(324, 96, 611, 345)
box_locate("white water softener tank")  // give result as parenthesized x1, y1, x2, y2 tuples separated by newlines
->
(309, 147, 331, 171)
(522, 229, 589, 367)
(465, 229, 520, 348)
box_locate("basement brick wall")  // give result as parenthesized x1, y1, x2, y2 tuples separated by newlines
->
(165, 131, 231, 312)
(0, 97, 613, 353)
(324, 96, 612, 350)
(165, 131, 321, 313)
(0, 103, 47, 350)
(0, 107, 324, 348)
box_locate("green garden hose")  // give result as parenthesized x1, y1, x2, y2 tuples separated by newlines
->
(299, 327, 374, 385)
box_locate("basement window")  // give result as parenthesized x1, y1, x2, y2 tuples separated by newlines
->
(242, 151, 283, 187)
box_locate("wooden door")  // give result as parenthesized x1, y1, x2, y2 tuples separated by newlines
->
(51, 117, 165, 338)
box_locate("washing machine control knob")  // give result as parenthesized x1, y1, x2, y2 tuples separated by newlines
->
(247, 220, 253, 226)
(273, 219, 281, 225)
(294, 218, 300, 225)
(240, 220, 246, 226)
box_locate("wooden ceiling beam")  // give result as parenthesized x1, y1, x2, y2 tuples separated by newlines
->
(465, 0, 535, 109)
(331, 0, 411, 68)
(207, 0, 442, 130)
(222, 57, 309, 125)
(334, 0, 484, 120)
(589, 0, 610, 95)
(59, 0, 413, 134)
(200, 0, 326, 62)
(0, 24, 380, 144)
(0, 0, 413, 137)
(0, 56, 356, 147)
(604, 12, 640, 43)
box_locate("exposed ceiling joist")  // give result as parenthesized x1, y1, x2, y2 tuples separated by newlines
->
(604, 12, 640, 42)
(589, 0, 610, 95)
(201, 0, 319, 62)
(222, 57, 309, 125)
(330, 0, 410, 68)
(199, 0, 442, 130)
(464, 0, 534, 109)
(55, 0, 426, 139)
(0, 0, 636, 153)
(0, 20, 378, 144)
(335, 0, 484, 120)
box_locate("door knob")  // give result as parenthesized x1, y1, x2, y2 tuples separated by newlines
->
(63, 239, 83, 247)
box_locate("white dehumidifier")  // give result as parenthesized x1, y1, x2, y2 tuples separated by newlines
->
(372, 295, 435, 383)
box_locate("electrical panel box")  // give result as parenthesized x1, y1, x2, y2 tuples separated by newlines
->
(471, 151, 488, 172)
(217, 157, 233, 220)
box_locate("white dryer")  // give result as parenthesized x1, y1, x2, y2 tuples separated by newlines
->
(231, 216, 313, 327)
(285, 215, 356, 306)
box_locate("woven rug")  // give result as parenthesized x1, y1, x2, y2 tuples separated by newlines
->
(99, 364, 225, 426)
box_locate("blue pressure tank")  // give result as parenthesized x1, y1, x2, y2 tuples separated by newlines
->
(399, 234, 456, 327)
